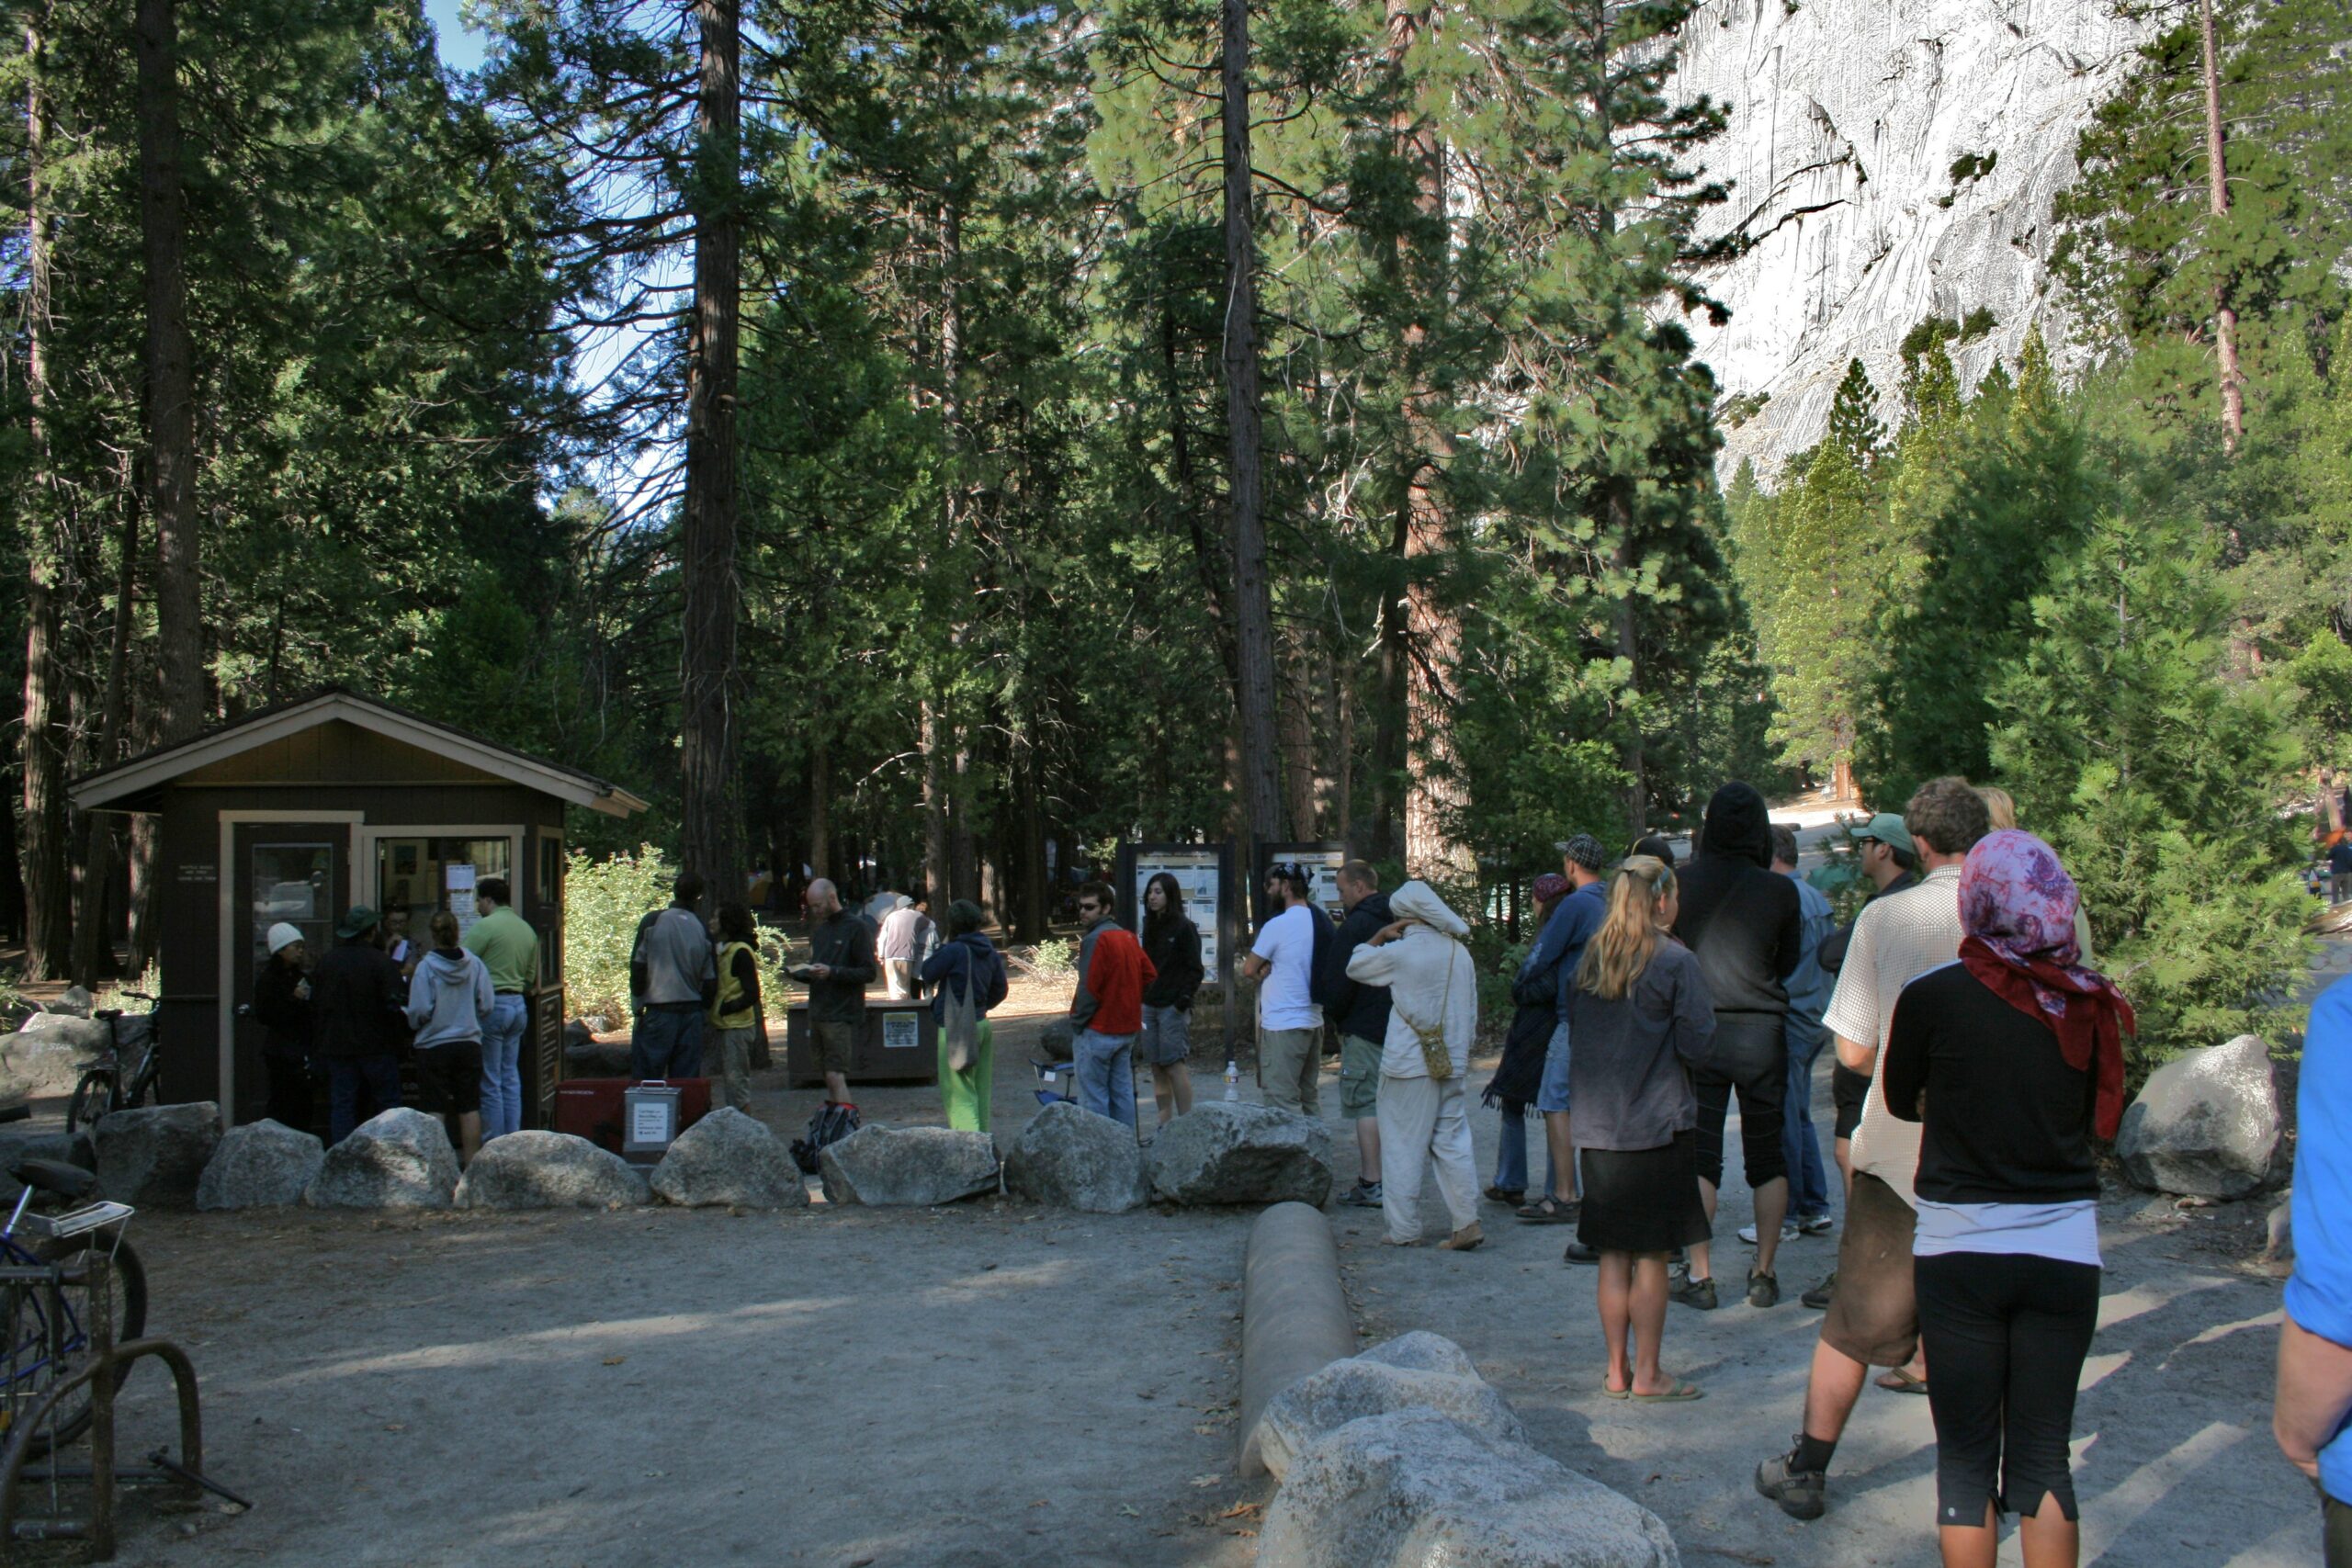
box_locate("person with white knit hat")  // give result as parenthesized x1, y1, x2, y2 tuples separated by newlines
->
(250, 920, 317, 1129)
(1344, 880, 1483, 1250)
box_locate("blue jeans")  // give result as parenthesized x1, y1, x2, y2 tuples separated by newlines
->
(1074, 1029, 1137, 1127)
(632, 1005, 706, 1079)
(1783, 1021, 1831, 1219)
(1492, 1108, 1563, 1200)
(481, 995, 529, 1140)
(328, 1055, 403, 1145)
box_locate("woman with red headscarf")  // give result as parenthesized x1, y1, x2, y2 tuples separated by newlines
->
(1882, 829, 2132, 1568)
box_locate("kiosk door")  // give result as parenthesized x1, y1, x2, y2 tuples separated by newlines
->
(231, 828, 348, 1128)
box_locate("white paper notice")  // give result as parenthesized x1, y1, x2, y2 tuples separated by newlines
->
(882, 1012, 919, 1050)
(629, 1099, 673, 1145)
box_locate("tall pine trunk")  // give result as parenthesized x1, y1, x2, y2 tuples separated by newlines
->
(2198, 0, 2244, 454)
(680, 0, 746, 898)
(1222, 0, 1286, 857)
(136, 0, 201, 753)
(72, 496, 140, 987)
(19, 10, 71, 978)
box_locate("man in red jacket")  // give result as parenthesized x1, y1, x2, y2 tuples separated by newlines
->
(1069, 881, 1157, 1127)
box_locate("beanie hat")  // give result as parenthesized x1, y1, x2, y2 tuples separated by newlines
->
(266, 921, 305, 955)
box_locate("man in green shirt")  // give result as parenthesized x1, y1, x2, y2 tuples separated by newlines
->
(462, 876, 540, 1142)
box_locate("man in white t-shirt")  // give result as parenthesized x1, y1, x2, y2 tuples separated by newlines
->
(1244, 863, 1326, 1115)
(1756, 776, 1989, 1522)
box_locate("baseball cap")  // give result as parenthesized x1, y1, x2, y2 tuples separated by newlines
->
(1851, 814, 1913, 852)
(334, 905, 380, 940)
(266, 921, 305, 954)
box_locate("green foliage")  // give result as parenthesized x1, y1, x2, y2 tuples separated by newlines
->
(95, 964, 159, 1017)
(562, 846, 675, 1024)
(1030, 939, 1076, 980)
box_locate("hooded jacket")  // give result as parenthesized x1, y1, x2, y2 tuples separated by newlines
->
(405, 946, 494, 1049)
(921, 931, 1009, 1025)
(311, 938, 407, 1061)
(1671, 782, 1803, 1016)
(1341, 882, 1476, 1079)
(1313, 888, 1395, 1044)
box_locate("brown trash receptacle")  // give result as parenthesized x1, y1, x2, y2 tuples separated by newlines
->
(785, 1000, 938, 1088)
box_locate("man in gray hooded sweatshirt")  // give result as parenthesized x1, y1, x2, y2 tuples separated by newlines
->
(406, 910, 492, 1162)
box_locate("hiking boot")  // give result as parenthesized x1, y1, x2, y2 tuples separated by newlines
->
(1747, 1270, 1781, 1309)
(1801, 1270, 1837, 1310)
(1755, 1441, 1827, 1521)
(1669, 1275, 1718, 1311)
(1343, 1179, 1385, 1208)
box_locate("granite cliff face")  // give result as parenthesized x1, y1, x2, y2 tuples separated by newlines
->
(1668, 0, 2156, 478)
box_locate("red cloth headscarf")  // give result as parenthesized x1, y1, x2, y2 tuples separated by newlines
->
(1957, 830, 2136, 1139)
(1531, 873, 1570, 909)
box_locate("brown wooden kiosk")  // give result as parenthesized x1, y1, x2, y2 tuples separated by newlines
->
(67, 689, 648, 1129)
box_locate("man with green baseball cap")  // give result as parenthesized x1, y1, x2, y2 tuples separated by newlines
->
(311, 904, 407, 1142)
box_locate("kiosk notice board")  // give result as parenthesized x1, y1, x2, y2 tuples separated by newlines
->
(1255, 841, 1351, 926)
(785, 1001, 938, 1087)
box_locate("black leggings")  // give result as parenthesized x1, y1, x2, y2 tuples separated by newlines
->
(1916, 1250, 2101, 1526)
(1691, 1014, 1786, 1190)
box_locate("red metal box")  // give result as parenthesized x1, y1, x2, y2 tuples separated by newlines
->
(552, 1077, 712, 1156)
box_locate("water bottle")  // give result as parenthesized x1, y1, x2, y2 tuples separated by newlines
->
(1223, 1060, 1240, 1101)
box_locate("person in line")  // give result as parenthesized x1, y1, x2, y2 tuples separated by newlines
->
(1316, 861, 1396, 1207)
(2278, 964, 2352, 1567)
(1139, 874, 1204, 1132)
(1518, 835, 1611, 1229)
(1344, 880, 1482, 1250)
(1570, 855, 1716, 1401)
(707, 903, 770, 1115)
(1630, 834, 1679, 868)
(463, 876, 539, 1143)
(383, 906, 421, 980)
(1243, 863, 1326, 1116)
(878, 894, 935, 999)
(1671, 782, 1803, 1309)
(1484, 874, 1570, 1210)
(311, 906, 407, 1144)
(251, 921, 317, 1131)
(2332, 835, 2352, 907)
(1743, 825, 1836, 1245)
(923, 899, 1008, 1130)
(1883, 829, 2127, 1568)
(1756, 776, 1990, 1520)
(1805, 810, 1923, 1309)
(631, 871, 715, 1079)
(1069, 881, 1156, 1125)
(406, 910, 491, 1163)
(801, 877, 876, 1112)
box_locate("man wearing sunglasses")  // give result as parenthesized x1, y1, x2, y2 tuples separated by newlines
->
(1068, 881, 1157, 1126)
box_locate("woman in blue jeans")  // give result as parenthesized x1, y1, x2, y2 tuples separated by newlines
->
(1485, 874, 1567, 1206)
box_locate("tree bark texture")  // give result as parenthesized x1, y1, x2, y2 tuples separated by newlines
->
(1222, 0, 1287, 856)
(2198, 0, 2244, 455)
(71, 495, 141, 987)
(922, 697, 950, 902)
(1611, 495, 1646, 839)
(1279, 631, 1319, 841)
(19, 12, 72, 977)
(135, 0, 201, 750)
(680, 0, 746, 898)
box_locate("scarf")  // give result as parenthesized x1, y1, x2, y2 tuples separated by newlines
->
(1955, 829, 2135, 1139)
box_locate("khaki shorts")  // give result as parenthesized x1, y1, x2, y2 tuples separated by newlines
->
(1820, 1171, 1920, 1368)
(813, 1018, 858, 1077)
(1339, 1034, 1383, 1120)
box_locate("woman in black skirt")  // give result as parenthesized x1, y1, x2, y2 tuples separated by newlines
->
(1568, 854, 1717, 1402)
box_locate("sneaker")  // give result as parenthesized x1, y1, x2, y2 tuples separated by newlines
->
(1755, 1441, 1826, 1521)
(1737, 1221, 1800, 1245)
(1801, 1271, 1837, 1310)
(1344, 1179, 1385, 1209)
(1562, 1240, 1600, 1265)
(1747, 1270, 1781, 1309)
(1669, 1275, 1718, 1311)
(1796, 1211, 1837, 1236)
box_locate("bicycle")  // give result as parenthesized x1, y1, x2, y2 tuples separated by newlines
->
(66, 995, 163, 1135)
(0, 1104, 147, 1453)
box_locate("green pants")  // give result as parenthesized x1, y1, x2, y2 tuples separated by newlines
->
(939, 1018, 994, 1132)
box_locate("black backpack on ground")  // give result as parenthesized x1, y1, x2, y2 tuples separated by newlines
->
(790, 1100, 862, 1174)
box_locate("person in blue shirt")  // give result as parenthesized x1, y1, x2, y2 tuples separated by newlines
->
(1764, 824, 1838, 1239)
(2279, 971, 2352, 1566)
(1513, 833, 1611, 1230)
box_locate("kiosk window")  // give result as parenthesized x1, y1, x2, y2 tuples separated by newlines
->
(252, 843, 334, 967)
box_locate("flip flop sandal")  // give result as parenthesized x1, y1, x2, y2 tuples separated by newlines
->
(1876, 1369, 1930, 1396)
(1600, 1380, 1630, 1401)
(1630, 1381, 1705, 1404)
(1516, 1197, 1577, 1224)
(1484, 1186, 1526, 1205)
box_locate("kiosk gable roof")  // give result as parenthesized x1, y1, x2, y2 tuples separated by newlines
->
(68, 688, 650, 818)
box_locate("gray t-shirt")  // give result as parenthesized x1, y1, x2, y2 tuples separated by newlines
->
(633, 906, 715, 1007)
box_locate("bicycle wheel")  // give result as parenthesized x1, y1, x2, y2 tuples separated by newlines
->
(0, 1235, 149, 1454)
(64, 1073, 115, 1135)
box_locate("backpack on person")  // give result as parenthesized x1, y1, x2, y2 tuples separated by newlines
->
(790, 1100, 862, 1174)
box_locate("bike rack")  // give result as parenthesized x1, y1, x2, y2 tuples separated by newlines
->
(0, 1258, 220, 1562)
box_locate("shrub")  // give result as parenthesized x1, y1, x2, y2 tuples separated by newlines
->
(1031, 938, 1076, 978)
(564, 845, 677, 1023)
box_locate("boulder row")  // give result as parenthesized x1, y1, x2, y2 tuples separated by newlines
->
(818, 1125, 999, 1206)
(91, 1102, 221, 1207)
(1002, 1101, 1150, 1213)
(456, 1131, 651, 1210)
(1150, 1102, 1333, 1207)
(303, 1108, 461, 1210)
(1253, 1332, 1525, 1482)
(197, 1119, 326, 1210)
(650, 1108, 808, 1209)
(2117, 1033, 2283, 1200)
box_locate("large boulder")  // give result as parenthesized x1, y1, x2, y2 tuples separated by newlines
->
(1003, 1101, 1150, 1213)
(91, 1102, 221, 1207)
(2117, 1033, 2282, 1200)
(650, 1108, 808, 1209)
(197, 1120, 326, 1210)
(818, 1125, 999, 1206)
(303, 1108, 460, 1210)
(5, 1013, 108, 1095)
(1260, 1408, 1679, 1568)
(456, 1131, 650, 1210)
(47, 987, 94, 1021)
(1253, 1333, 1523, 1481)
(1036, 1019, 1077, 1063)
(1150, 1102, 1333, 1207)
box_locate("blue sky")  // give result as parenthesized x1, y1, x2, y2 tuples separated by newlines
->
(422, 0, 487, 73)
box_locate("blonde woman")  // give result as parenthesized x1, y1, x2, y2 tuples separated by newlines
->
(1569, 855, 1716, 1401)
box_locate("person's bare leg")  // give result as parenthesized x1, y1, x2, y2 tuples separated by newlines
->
(2017, 1489, 2080, 1568)
(1598, 1252, 1633, 1393)
(1753, 1174, 1790, 1277)
(1544, 1111, 1574, 1201)
(1937, 1498, 1998, 1568)
(1169, 1061, 1193, 1117)
(1150, 1066, 1176, 1127)
(1803, 1337, 1871, 1443)
(1690, 1178, 1718, 1282)
(1834, 1136, 1853, 1201)
(1630, 1253, 1671, 1394)
(1356, 1114, 1381, 1182)
(825, 1069, 850, 1103)
(458, 1111, 482, 1165)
